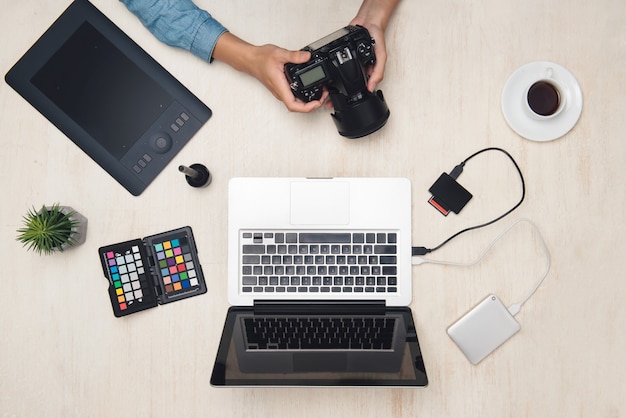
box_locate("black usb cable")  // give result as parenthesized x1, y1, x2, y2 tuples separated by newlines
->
(413, 147, 526, 256)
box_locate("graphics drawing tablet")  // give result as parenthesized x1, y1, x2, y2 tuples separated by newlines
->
(5, 0, 212, 196)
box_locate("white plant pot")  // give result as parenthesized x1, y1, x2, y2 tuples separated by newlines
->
(47, 205, 88, 251)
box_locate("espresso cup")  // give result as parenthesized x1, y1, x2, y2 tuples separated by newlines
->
(524, 70, 566, 120)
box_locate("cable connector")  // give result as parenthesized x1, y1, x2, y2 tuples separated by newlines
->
(449, 163, 465, 179)
(412, 246, 431, 256)
(428, 168, 473, 216)
(508, 303, 522, 316)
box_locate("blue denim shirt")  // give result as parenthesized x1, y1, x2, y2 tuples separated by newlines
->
(120, 0, 227, 61)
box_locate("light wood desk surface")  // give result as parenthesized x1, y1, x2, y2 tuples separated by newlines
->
(1, 0, 625, 417)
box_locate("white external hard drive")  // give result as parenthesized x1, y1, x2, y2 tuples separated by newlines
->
(447, 294, 521, 365)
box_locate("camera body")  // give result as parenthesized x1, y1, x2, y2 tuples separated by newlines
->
(285, 26, 390, 138)
(285, 25, 376, 102)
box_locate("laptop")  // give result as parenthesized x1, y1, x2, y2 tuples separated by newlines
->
(210, 177, 428, 387)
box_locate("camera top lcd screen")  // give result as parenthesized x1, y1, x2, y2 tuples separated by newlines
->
(307, 27, 350, 51)
(300, 66, 327, 87)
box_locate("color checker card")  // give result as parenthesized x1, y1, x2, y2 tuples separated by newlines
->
(99, 226, 206, 317)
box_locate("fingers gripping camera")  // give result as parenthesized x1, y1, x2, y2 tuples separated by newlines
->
(285, 26, 374, 102)
(284, 26, 390, 139)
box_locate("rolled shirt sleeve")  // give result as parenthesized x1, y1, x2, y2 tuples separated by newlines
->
(120, 0, 228, 61)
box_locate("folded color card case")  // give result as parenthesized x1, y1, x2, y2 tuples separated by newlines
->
(98, 226, 206, 317)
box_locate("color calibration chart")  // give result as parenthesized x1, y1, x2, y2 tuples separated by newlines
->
(104, 242, 149, 312)
(99, 226, 206, 317)
(152, 237, 199, 295)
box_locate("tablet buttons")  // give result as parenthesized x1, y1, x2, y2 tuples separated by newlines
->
(132, 153, 154, 174)
(169, 112, 191, 133)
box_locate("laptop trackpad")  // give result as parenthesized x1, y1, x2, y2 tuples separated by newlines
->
(290, 181, 350, 225)
(293, 353, 348, 372)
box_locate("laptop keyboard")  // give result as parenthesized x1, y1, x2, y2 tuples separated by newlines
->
(240, 231, 398, 294)
(243, 316, 396, 350)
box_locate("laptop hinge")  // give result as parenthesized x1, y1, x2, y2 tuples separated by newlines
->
(253, 300, 386, 315)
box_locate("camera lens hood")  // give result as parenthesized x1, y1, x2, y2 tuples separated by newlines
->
(330, 90, 390, 139)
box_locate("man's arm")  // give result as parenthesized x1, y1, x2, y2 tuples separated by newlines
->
(119, 0, 227, 61)
(120, 0, 398, 111)
(120, 0, 324, 112)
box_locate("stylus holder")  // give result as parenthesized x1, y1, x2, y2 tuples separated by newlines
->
(179, 164, 211, 188)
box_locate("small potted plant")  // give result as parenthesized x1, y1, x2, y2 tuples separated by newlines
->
(16, 203, 88, 255)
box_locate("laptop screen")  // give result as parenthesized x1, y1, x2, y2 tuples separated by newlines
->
(210, 307, 428, 387)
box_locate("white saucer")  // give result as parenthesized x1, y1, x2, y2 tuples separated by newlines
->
(501, 61, 583, 142)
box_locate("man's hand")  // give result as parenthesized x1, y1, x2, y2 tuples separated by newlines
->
(213, 33, 327, 112)
(350, 0, 400, 92)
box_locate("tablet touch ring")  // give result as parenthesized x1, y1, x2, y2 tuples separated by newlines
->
(149, 132, 173, 154)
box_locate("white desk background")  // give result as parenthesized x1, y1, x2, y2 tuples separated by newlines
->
(1, 0, 624, 417)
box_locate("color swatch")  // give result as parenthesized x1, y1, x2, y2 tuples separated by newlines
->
(104, 243, 147, 312)
(151, 236, 200, 297)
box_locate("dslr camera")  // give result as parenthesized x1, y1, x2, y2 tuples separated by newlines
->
(284, 26, 390, 138)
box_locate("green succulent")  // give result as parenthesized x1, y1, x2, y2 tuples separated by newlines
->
(16, 204, 79, 255)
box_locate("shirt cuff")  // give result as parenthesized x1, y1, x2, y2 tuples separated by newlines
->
(191, 16, 228, 62)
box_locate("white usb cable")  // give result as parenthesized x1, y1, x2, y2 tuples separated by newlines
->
(412, 218, 551, 316)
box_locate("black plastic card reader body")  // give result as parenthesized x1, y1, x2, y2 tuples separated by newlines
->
(428, 173, 473, 216)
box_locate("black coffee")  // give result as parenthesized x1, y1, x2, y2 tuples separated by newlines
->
(527, 81, 560, 116)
